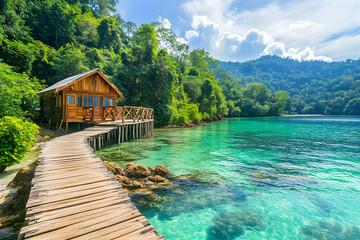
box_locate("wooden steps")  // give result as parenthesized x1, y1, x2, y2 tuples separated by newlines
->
(20, 121, 164, 240)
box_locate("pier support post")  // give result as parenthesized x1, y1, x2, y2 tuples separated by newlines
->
(125, 125, 128, 142)
(118, 126, 121, 144)
(121, 126, 125, 143)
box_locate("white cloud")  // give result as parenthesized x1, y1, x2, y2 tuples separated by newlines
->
(180, 0, 360, 61)
(185, 30, 199, 40)
(158, 16, 171, 29)
(177, 37, 188, 44)
(289, 21, 322, 31)
(185, 14, 332, 62)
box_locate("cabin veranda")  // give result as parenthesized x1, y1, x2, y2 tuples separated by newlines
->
(38, 68, 153, 131)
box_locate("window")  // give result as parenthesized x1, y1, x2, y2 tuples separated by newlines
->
(56, 95, 61, 107)
(67, 95, 75, 105)
(84, 95, 88, 107)
(100, 97, 103, 107)
(104, 97, 108, 107)
(94, 96, 98, 107)
(88, 96, 93, 107)
(77, 95, 82, 107)
(109, 98, 114, 106)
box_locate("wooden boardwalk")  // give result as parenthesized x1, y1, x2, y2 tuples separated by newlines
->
(20, 121, 164, 240)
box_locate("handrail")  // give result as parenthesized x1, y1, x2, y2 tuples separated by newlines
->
(83, 106, 154, 123)
(116, 106, 154, 123)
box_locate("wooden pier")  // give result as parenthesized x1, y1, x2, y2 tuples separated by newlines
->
(19, 119, 164, 240)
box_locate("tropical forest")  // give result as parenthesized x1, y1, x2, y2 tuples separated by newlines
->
(1, 0, 360, 240)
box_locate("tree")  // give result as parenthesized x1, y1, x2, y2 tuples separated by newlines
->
(27, 0, 80, 49)
(97, 16, 122, 53)
(0, 62, 42, 118)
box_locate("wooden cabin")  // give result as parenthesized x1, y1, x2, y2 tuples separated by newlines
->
(38, 69, 123, 126)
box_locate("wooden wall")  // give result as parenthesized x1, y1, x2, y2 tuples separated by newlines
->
(40, 72, 121, 124)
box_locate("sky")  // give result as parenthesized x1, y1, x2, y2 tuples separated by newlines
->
(116, 0, 360, 62)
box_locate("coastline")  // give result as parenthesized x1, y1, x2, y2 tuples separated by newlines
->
(283, 114, 360, 117)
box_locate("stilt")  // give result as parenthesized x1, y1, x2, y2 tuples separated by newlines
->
(93, 137, 96, 151)
(57, 119, 63, 132)
(118, 127, 121, 144)
(140, 123, 142, 139)
(125, 125, 128, 142)
(145, 122, 147, 138)
(136, 124, 139, 139)
(47, 118, 52, 129)
(133, 124, 135, 139)
(121, 126, 125, 142)
(98, 135, 101, 150)
(65, 122, 69, 133)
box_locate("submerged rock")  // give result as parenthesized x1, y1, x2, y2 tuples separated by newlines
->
(302, 220, 360, 240)
(124, 162, 151, 178)
(116, 175, 145, 189)
(103, 161, 124, 175)
(207, 210, 264, 240)
(155, 165, 171, 176)
(146, 175, 169, 183)
(131, 188, 155, 197)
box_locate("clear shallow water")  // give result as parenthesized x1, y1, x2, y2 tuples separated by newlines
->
(97, 117, 360, 240)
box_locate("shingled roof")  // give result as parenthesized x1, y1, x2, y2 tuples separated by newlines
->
(37, 68, 123, 97)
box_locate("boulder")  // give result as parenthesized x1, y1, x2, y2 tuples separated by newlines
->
(103, 161, 124, 176)
(146, 175, 169, 183)
(116, 175, 145, 189)
(154, 165, 170, 176)
(131, 188, 155, 197)
(123, 162, 151, 178)
(0, 166, 35, 229)
(148, 166, 155, 174)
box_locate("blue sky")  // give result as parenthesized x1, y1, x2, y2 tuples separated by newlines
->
(116, 0, 360, 62)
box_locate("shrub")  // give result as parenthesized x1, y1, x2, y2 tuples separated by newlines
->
(0, 117, 39, 171)
(0, 62, 42, 118)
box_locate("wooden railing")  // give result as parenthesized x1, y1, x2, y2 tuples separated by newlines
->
(84, 106, 153, 123)
(116, 106, 154, 123)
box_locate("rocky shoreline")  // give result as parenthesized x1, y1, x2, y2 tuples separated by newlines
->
(164, 116, 223, 128)
(0, 166, 35, 239)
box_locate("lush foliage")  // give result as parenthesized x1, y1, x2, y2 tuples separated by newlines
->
(0, 116, 39, 168)
(220, 56, 360, 115)
(0, 0, 291, 128)
(0, 62, 42, 118)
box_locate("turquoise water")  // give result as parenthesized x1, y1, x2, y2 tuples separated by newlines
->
(97, 117, 360, 240)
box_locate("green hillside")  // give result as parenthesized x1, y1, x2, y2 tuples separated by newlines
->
(219, 56, 360, 114)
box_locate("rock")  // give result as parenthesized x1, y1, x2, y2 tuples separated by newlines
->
(0, 166, 35, 230)
(131, 188, 155, 197)
(116, 175, 145, 189)
(148, 166, 155, 174)
(123, 162, 151, 178)
(154, 165, 170, 176)
(103, 161, 124, 176)
(146, 175, 169, 183)
(148, 182, 173, 190)
(207, 210, 264, 240)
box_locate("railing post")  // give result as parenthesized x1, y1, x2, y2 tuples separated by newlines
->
(122, 107, 125, 124)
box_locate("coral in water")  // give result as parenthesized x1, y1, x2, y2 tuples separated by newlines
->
(207, 210, 264, 240)
(302, 220, 360, 240)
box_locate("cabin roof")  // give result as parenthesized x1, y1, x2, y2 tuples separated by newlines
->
(38, 68, 123, 97)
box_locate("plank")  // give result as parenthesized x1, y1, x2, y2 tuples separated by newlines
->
(21, 122, 162, 240)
